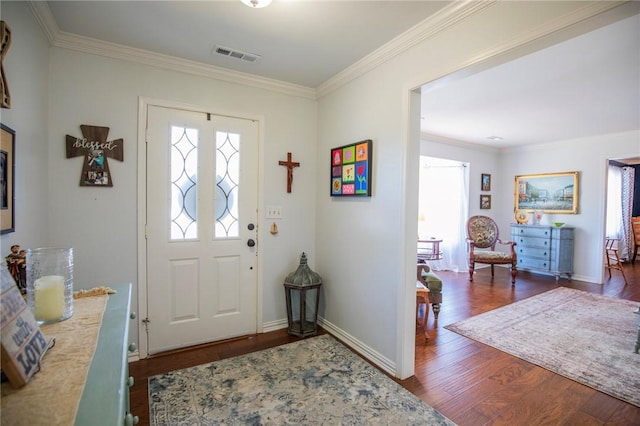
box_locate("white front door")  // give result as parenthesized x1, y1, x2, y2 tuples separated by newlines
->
(146, 105, 258, 354)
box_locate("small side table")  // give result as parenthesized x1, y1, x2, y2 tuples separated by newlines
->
(634, 307, 640, 354)
(417, 238, 443, 262)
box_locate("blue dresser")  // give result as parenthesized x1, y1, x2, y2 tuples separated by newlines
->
(511, 224, 574, 280)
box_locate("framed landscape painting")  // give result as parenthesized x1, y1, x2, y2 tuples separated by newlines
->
(330, 140, 372, 197)
(514, 171, 579, 214)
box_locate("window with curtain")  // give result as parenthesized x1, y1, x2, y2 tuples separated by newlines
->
(418, 156, 469, 272)
(606, 163, 636, 260)
(606, 165, 623, 239)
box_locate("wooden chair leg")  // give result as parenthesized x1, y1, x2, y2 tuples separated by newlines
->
(431, 302, 440, 320)
(616, 253, 629, 285)
(605, 249, 613, 278)
(605, 241, 628, 285)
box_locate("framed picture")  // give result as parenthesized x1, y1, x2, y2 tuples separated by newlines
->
(330, 139, 372, 197)
(514, 171, 579, 214)
(1, 123, 15, 234)
(480, 194, 491, 209)
(481, 173, 491, 191)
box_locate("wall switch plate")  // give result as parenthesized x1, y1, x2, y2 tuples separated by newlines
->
(266, 205, 282, 219)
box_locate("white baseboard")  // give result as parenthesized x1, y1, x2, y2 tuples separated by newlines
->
(262, 318, 288, 333)
(266, 316, 397, 376)
(129, 317, 394, 377)
(318, 317, 397, 377)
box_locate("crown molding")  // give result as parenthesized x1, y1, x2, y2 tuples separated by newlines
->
(317, 0, 630, 99)
(26, 2, 316, 100)
(27, 0, 632, 102)
(53, 32, 316, 99)
(316, 0, 496, 98)
(420, 132, 500, 154)
(452, 1, 631, 79)
(26, 1, 59, 44)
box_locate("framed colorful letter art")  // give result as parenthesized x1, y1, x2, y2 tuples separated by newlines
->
(331, 140, 372, 197)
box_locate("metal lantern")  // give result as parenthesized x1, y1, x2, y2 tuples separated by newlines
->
(284, 252, 322, 337)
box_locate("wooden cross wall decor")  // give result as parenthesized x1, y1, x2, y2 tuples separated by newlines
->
(279, 152, 300, 193)
(66, 125, 124, 187)
(1, 21, 12, 109)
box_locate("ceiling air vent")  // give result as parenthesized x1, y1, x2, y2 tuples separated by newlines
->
(214, 45, 260, 63)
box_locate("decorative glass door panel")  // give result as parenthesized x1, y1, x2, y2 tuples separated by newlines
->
(215, 131, 240, 238)
(146, 105, 258, 354)
(170, 126, 198, 240)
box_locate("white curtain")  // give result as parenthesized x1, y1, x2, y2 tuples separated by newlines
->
(606, 165, 622, 239)
(418, 157, 469, 272)
(621, 166, 635, 260)
(606, 164, 636, 260)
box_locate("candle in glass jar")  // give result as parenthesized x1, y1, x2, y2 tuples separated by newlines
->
(34, 275, 66, 321)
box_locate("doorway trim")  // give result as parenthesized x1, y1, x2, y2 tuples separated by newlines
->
(400, 4, 640, 379)
(602, 153, 639, 284)
(136, 96, 265, 359)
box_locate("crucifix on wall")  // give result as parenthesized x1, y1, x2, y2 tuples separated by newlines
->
(279, 152, 300, 193)
(66, 125, 124, 187)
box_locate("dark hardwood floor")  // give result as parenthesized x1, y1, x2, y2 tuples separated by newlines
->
(129, 263, 639, 425)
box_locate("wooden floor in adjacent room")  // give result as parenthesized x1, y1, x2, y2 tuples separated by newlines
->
(129, 263, 639, 426)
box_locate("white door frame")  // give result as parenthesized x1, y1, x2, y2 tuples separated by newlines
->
(136, 97, 265, 359)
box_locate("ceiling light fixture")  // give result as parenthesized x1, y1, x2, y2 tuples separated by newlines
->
(241, 0, 272, 8)
(487, 136, 504, 141)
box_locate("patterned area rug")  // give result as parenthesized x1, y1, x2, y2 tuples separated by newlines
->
(445, 287, 640, 407)
(149, 334, 455, 425)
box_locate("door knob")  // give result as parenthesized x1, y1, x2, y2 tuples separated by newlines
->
(247, 239, 256, 247)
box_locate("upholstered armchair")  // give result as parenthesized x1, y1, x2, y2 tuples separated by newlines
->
(466, 215, 517, 284)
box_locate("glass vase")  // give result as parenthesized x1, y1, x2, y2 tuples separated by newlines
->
(26, 247, 74, 325)
(533, 210, 543, 225)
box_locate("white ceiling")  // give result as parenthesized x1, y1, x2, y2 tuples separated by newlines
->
(421, 12, 640, 150)
(43, 1, 640, 154)
(46, 0, 448, 88)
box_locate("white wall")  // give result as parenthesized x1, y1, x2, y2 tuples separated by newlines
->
(1, 1, 318, 353)
(45, 47, 318, 348)
(421, 132, 640, 284)
(315, 1, 637, 378)
(0, 2, 50, 252)
(4, 0, 637, 378)
(501, 130, 640, 283)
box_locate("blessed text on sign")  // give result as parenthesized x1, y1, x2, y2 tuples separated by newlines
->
(66, 124, 124, 187)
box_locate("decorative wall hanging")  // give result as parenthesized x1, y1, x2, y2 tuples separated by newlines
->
(66, 125, 124, 187)
(481, 173, 491, 191)
(480, 194, 491, 209)
(1, 123, 15, 234)
(278, 152, 300, 193)
(330, 139, 372, 197)
(1, 21, 11, 109)
(514, 171, 579, 214)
